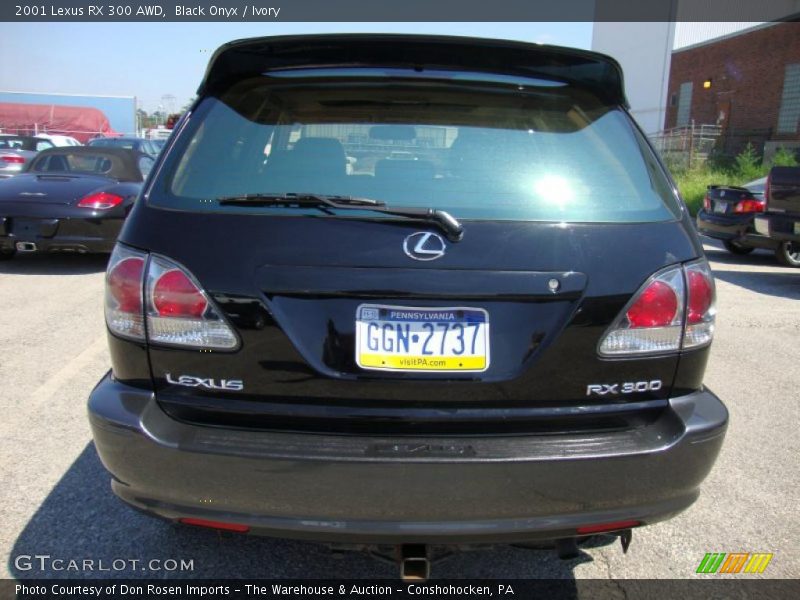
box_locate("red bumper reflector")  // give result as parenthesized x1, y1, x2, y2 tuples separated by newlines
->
(179, 518, 250, 533)
(576, 520, 640, 534)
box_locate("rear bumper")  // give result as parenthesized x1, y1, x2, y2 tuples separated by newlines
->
(89, 373, 727, 544)
(0, 215, 121, 254)
(754, 213, 800, 242)
(696, 211, 774, 248)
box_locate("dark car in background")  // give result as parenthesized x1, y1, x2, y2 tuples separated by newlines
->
(88, 35, 727, 579)
(754, 166, 800, 267)
(87, 136, 161, 157)
(696, 176, 799, 266)
(0, 147, 153, 259)
(0, 134, 56, 178)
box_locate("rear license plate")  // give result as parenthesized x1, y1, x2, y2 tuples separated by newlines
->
(713, 201, 727, 213)
(794, 222, 800, 235)
(356, 304, 490, 372)
(754, 217, 769, 236)
(13, 219, 39, 237)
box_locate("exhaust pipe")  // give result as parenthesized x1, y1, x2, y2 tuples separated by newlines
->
(399, 544, 430, 581)
(16, 242, 37, 252)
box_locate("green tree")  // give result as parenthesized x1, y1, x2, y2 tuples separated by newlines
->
(769, 147, 799, 168)
(733, 143, 762, 181)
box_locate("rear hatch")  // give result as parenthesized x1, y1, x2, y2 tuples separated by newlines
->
(115, 35, 706, 434)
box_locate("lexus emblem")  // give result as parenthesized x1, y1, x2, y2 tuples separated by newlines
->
(403, 232, 446, 261)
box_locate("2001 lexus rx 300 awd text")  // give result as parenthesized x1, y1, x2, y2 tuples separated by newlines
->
(88, 35, 728, 575)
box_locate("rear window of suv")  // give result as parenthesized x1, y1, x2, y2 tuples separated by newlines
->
(152, 72, 680, 223)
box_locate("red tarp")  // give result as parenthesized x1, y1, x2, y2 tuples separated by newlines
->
(0, 102, 118, 143)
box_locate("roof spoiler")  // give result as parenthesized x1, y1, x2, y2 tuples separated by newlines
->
(198, 34, 628, 107)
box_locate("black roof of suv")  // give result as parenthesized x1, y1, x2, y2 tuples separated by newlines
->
(199, 34, 629, 106)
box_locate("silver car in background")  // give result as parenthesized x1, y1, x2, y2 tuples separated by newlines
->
(0, 134, 56, 178)
(33, 133, 83, 147)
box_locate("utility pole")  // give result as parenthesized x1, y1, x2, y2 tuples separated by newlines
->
(161, 94, 176, 116)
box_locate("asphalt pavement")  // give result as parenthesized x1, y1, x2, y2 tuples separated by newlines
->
(0, 240, 798, 581)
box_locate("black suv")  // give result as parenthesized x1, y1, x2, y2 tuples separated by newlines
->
(754, 166, 800, 267)
(89, 35, 727, 573)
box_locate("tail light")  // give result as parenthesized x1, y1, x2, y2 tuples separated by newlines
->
(732, 198, 765, 213)
(599, 266, 685, 356)
(625, 280, 679, 328)
(153, 269, 208, 317)
(599, 259, 715, 356)
(1, 155, 25, 164)
(105, 245, 146, 340)
(105, 244, 238, 350)
(702, 195, 711, 211)
(683, 261, 716, 349)
(146, 255, 238, 349)
(77, 192, 124, 210)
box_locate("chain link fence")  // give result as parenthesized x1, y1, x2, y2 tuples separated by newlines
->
(648, 124, 722, 170)
(649, 124, 784, 171)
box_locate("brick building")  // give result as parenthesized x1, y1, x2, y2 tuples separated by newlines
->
(664, 21, 800, 158)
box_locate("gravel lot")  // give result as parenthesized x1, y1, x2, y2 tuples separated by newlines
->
(1, 240, 798, 581)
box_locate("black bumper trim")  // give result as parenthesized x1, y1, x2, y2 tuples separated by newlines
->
(89, 373, 727, 543)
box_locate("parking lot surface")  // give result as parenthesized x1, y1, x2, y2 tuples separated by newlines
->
(1, 240, 798, 580)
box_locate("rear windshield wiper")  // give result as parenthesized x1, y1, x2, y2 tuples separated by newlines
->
(217, 193, 464, 241)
